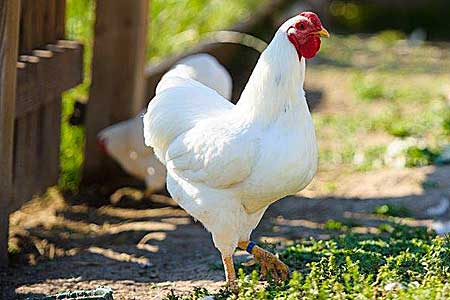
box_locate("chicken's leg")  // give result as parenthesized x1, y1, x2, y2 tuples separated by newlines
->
(238, 241, 289, 282)
(222, 254, 237, 287)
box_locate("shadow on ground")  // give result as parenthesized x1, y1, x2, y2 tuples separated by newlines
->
(2, 165, 448, 299)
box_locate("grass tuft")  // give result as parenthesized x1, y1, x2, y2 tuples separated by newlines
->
(373, 204, 411, 217)
(169, 223, 449, 299)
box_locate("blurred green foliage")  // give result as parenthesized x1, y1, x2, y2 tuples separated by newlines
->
(61, 0, 95, 190)
(405, 146, 439, 168)
(148, 0, 261, 62)
(352, 73, 385, 100)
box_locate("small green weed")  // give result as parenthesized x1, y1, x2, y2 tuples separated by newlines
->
(386, 121, 413, 138)
(405, 146, 439, 168)
(442, 111, 450, 136)
(323, 219, 346, 231)
(353, 73, 385, 100)
(373, 204, 411, 217)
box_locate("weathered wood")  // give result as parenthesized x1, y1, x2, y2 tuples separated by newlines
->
(29, 0, 46, 195)
(0, 0, 21, 268)
(12, 0, 74, 201)
(11, 0, 76, 210)
(15, 43, 83, 118)
(14, 57, 39, 206)
(55, 0, 65, 39)
(83, 0, 149, 183)
(14, 1, 44, 201)
(14, 1, 36, 205)
(43, 0, 56, 43)
(40, 0, 61, 190)
(18, 0, 32, 53)
(40, 96, 62, 188)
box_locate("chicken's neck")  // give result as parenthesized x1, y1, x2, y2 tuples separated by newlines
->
(236, 31, 308, 125)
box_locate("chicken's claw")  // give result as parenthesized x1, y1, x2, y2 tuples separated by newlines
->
(226, 280, 239, 294)
(252, 247, 289, 282)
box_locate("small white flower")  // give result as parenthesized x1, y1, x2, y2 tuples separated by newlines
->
(384, 282, 405, 291)
(353, 151, 365, 165)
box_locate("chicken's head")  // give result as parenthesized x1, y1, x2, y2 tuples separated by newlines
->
(287, 12, 329, 60)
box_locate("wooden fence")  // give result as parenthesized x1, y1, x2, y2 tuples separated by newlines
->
(0, 0, 83, 266)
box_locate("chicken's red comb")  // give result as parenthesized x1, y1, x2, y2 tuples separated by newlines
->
(299, 12, 322, 27)
(96, 136, 109, 154)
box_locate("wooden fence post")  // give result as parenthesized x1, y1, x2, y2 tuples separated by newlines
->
(0, 0, 21, 267)
(83, 0, 149, 184)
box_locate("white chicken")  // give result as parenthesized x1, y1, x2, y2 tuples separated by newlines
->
(96, 54, 232, 193)
(144, 12, 329, 286)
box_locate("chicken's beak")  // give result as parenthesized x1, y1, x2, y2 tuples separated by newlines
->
(316, 27, 330, 38)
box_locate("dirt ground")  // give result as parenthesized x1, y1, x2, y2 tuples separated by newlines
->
(1, 164, 449, 300)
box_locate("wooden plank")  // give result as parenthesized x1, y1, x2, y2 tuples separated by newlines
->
(35, 48, 63, 188)
(42, 0, 72, 183)
(41, 96, 62, 187)
(32, 0, 45, 46)
(14, 44, 83, 117)
(55, 0, 65, 39)
(18, 0, 33, 53)
(38, 0, 59, 191)
(43, 0, 56, 43)
(45, 0, 64, 187)
(0, 0, 21, 268)
(14, 56, 39, 207)
(83, 0, 149, 183)
(28, 0, 46, 196)
(14, 0, 36, 207)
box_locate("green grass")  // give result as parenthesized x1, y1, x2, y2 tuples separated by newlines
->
(61, 0, 263, 190)
(312, 31, 450, 173)
(168, 224, 450, 299)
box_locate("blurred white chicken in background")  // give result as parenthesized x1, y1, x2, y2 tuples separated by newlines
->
(144, 12, 329, 286)
(97, 54, 232, 193)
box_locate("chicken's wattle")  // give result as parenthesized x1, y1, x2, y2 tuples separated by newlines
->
(300, 36, 321, 59)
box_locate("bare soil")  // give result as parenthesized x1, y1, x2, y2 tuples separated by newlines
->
(1, 164, 449, 300)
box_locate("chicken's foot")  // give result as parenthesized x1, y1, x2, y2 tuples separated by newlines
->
(238, 240, 289, 282)
(222, 254, 238, 291)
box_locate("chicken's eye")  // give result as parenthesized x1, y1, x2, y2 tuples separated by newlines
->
(295, 22, 306, 30)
